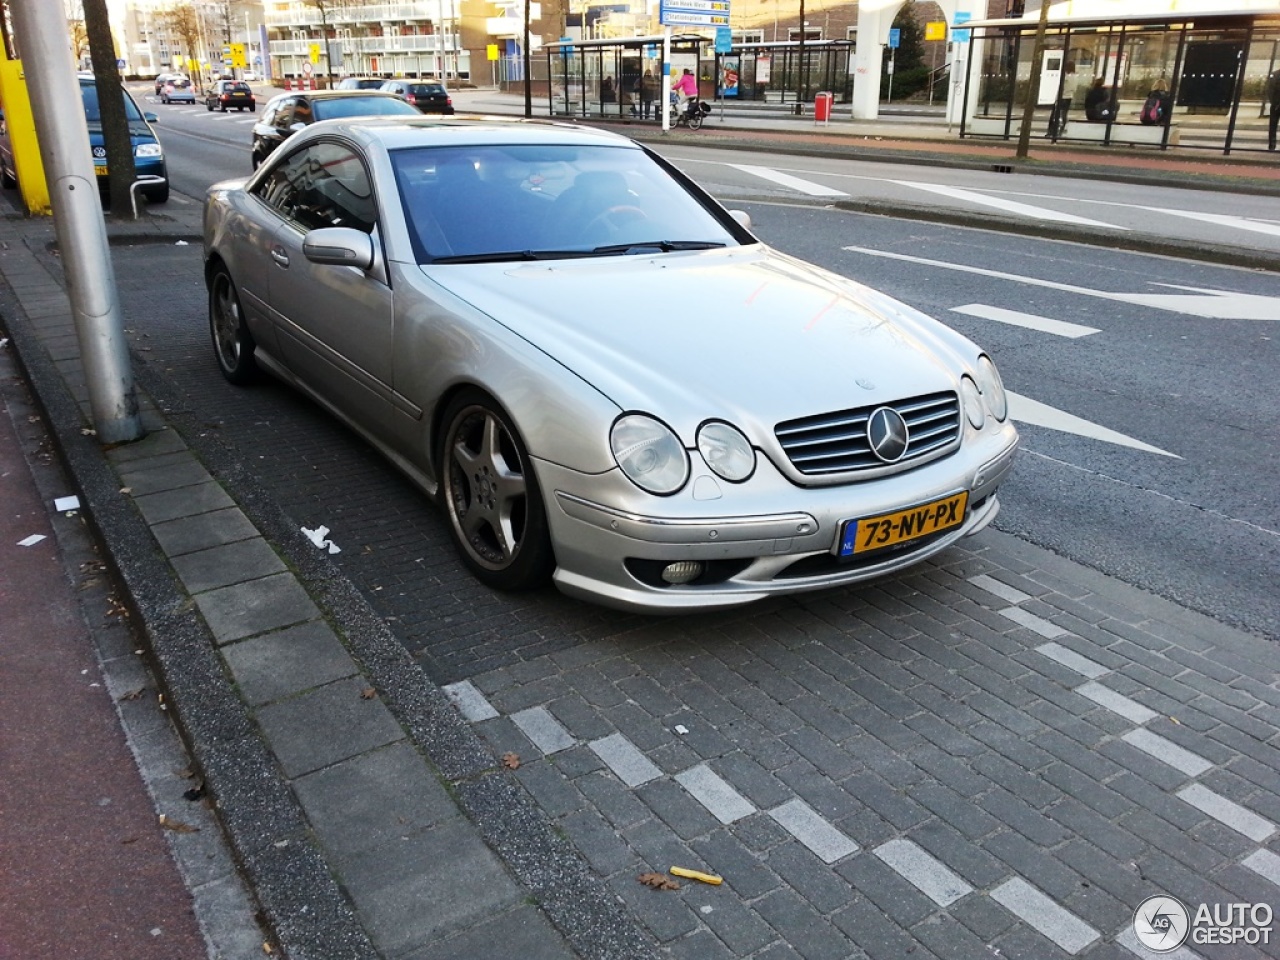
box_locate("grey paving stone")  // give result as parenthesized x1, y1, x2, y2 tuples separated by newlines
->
(117, 454, 213, 496)
(171, 536, 287, 594)
(441, 679, 499, 722)
(951, 889, 1021, 942)
(983, 831, 1092, 902)
(835, 897, 943, 960)
(911, 912, 1002, 960)
(560, 807, 640, 877)
(1052, 839, 1149, 908)
(608, 872, 698, 943)
(1097, 739, 1191, 792)
(836, 852, 938, 929)
(131, 478, 237, 524)
(395, 903, 575, 960)
(638, 777, 722, 840)
(1041, 763, 1131, 819)
(708, 752, 792, 810)
(255, 676, 405, 778)
(221, 620, 358, 706)
(753, 888, 853, 960)
(1117, 808, 1226, 873)
(148, 506, 261, 557)
(194, 572, 322, 644)
(907, 818, 1009, 888)
(691, 892, 778, 956)
(511, 705, 576, 755)
(575, 768, 652, 830)
(664, 929, 737, 960)
(621, 816, 699, 876)
(339, 818, 523, 956)
(911, 780, 1001, 841)
(675, 763, 756, 824)
(1176, 784, 1276, 842)
(692, 826, 784, 899)
(763, 841, 853, 915)
(515, 757, 586, 819)
(292, 741, 459, 860)
(590, 732, 662, 787)
(1120, 728, 1214, 778)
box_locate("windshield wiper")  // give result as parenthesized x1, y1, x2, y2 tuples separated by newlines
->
(590, 240, 727, 255)
(430, 250, 545, 264)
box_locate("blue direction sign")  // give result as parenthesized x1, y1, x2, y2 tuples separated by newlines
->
(660, 0, 730, 28)
(715, 26, 732, 53)
(952, 11, 971, 43)
(888, 27, 900, 49)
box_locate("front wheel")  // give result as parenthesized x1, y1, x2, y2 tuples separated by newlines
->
(438, 390, 554, 591)
(688, 112, 704, 131)
(208, 267, 257, 385)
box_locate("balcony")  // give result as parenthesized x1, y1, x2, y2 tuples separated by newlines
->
(269, 34, 457, 56)
(265, 3, 448, 27)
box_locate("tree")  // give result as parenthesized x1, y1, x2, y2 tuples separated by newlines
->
(159, 3, 203, 90)
(889, 1, 925, 74)
(300, 0, 351, 88)
(82, 0, 136, 218)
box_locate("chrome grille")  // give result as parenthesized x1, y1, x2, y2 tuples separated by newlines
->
(775, 391, 960, 476)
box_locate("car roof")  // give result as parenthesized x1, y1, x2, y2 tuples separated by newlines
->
(290, 115, 635, 151)
(266, 89, 408, 104)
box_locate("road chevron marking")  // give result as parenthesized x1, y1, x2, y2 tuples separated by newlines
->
(841, 246, 1280, 321)
(1007, 392, 1180, 459)
(728, 163, 850, 198)
(891, 180, 1125, 229)
(952, 303, 1100, 338)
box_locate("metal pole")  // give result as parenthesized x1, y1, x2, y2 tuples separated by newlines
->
(9, 0, 142, 444)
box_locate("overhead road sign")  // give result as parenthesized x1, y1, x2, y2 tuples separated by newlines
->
(660, 0, 730, 28)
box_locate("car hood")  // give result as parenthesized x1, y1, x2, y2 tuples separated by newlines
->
(421, 245, 978, 438)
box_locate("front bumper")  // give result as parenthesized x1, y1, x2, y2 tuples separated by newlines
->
(542, 424, 1018, 613)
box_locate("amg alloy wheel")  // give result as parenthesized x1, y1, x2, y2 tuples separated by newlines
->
(208, 267, 257, 384)
(439, 391, 554, 591)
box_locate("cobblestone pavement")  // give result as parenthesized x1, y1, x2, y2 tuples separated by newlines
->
(92, 232, 1280, 960)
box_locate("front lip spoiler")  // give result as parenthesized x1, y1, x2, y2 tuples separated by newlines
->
(554, 491, 818, 544)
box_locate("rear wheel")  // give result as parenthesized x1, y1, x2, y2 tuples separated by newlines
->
(206, 102, 213, 111)
(688, 111, 704, 131)
(438, 390, 554, 591)
(208, 267, 257, 385)
(220, 102, 227, 112)
(1, 158, 16, 189)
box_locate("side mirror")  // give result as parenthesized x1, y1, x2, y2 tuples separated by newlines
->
(303, 227, 374, 270)
(729, 209, 752, 230)
(144, 112, 158, 122)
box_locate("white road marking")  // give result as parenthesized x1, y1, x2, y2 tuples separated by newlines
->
(769, 799, 859, 863)
(999, 606, 1069, 639)
(1177, 784, 1276, 842)
(1138, 206, 1280, 238)
(952, 303, 1100, 338)
(589, 733, 662, 787)
(873, 838, 972, 906)
(728, 163, 850, 197)
(1076, 681, 1158, 724)
(841, 246, 1280, 321)
(969, 573, 1032, 605)
(892, 180, 1125, 229)
(1007, 392, 1180, 459)
(991, 877, 1100, 954)
(510, 706, 575, 755)
(441, 680, 498, 722)
(1121, 729, 1213, 777)
(675, 764, 756, 823)
(1036, 642, 1110, 679)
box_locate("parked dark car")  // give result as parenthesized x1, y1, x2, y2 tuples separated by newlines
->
(205, 80, 256, 112)
(2, 76, 168, 204)
(249, 90, 420, 168)
(378, 79, 454, 115)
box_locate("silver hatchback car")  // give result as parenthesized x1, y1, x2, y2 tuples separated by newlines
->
(203, 117, 1017, 613)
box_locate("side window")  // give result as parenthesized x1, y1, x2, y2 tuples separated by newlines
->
(251, 141, 377, 235)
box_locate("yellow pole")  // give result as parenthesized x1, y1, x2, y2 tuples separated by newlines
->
(0, 46, 50, 215)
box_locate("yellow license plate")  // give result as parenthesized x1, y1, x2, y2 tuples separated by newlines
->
(94, 165, 108, 176)
(839, 491, 969, 556)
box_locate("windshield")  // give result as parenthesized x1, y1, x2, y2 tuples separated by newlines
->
(81, 82, 143, 123)
(391, 143, 742, 263)
(312, 96, 421, 121)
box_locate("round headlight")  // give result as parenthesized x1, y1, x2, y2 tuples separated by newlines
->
(977, 355, 1008, 421)
(697, 421, 755, 482)
(961, 376, 985, 429)
(610, 414, 689, 495)
(134, 143, 163, 158)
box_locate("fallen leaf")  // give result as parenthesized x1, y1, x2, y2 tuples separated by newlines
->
(262, 942, 275, 955)
(502, 752, 521, 769)
(639, 872, 679, 891)
(117, 686, 146, 701)
(174, 766, 196, 780)
(158, 814, 199, 834)
(360, 687, 377, 700)
(182, 781, 207, 802)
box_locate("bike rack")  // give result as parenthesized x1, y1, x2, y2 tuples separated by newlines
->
(129, 175, 168, 218)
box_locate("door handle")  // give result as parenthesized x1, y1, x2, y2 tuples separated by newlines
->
(269, 245, 289, 267)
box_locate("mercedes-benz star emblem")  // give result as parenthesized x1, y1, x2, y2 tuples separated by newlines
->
(1133, 895, 1190, 952)
(866, 407, 909, 463)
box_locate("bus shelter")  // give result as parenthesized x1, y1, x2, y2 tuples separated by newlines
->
(960, 7, 1280, 155)
(542, 36, 857, 120)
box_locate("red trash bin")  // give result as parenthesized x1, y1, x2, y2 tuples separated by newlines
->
(814, 91, 833, 124)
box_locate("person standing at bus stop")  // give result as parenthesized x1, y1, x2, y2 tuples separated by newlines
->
(1267, 68, 1280, 151)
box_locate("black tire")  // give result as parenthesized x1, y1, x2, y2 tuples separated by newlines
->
(1, 159, 16, 189)
(206, 102, 213, 112)
(208, 267, 257, 385)
(250, 104, 256, 113)
(438, 390, 554, 591)
(220, 102, 228, 112)
(688, 112, 704, 131)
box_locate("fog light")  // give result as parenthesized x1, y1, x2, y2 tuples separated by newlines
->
(661, 561, 704, 584)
